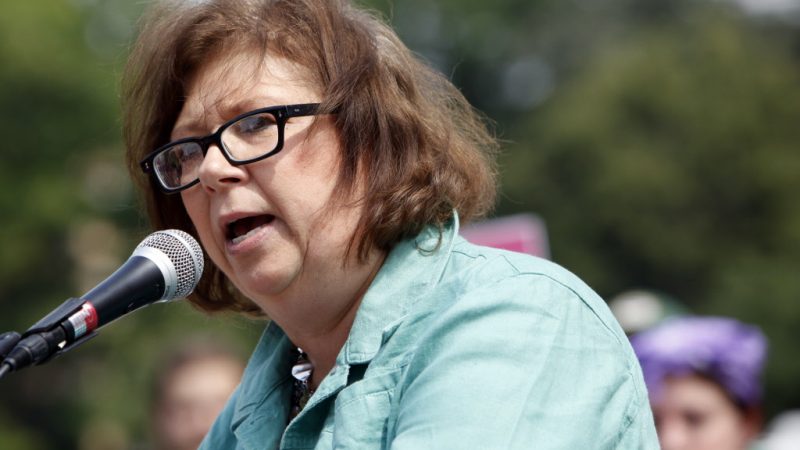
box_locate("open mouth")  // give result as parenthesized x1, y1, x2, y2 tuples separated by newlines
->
(226, 214, 275, 245)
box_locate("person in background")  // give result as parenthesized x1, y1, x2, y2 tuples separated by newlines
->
(150, 340, 244, 450)
(122, 0, 659, 447)
(631, 316, 767, 450)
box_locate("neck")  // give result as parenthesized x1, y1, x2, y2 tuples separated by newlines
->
(292, 300, 360, 388)
(271, 250, 385, 388)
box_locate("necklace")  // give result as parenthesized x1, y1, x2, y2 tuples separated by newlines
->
(289, 347, 315, 420)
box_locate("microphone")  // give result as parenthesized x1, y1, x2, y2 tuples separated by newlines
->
(0, 229, 204, 377)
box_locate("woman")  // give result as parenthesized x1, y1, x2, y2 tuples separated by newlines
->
(631, 316, 767, 450)
(123, 0, 658, 448)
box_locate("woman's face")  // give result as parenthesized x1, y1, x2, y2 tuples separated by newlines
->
(652, 375, 758, 450)
(176, 51, 365, 313)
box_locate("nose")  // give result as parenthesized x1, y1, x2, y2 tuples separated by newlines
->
(197, 144, 247, 193)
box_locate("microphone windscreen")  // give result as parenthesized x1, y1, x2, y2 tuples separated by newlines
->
(135, 229, 204, 299)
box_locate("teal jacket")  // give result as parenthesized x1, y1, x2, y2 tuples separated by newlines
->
(200, 219, 659, 449)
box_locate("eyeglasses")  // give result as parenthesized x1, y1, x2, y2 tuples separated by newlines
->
(140, 103, 321, 193)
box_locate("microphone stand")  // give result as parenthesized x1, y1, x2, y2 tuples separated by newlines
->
(0, 332, 21, 379)
(0, 297, 99, 379)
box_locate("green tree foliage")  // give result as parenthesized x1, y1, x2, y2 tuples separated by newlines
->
(500, 8, 800, 414)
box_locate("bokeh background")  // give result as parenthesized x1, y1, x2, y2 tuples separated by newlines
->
(1, 0, 799, 448)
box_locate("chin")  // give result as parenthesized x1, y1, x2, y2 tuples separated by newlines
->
(234, 266, 301, 302)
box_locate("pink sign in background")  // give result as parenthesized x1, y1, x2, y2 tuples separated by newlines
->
(460, 213, 550, 259)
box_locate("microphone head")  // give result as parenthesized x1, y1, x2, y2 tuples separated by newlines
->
(133, 230, 204, 300)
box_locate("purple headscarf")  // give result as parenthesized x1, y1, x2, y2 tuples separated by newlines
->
(630, 316, 767, 408)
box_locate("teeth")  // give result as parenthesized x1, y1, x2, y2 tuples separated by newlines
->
(230, 223, 264, 245)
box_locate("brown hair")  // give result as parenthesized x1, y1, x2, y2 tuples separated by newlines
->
(123, 0, 498, 315)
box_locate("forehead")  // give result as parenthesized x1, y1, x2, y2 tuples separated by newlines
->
(654, 375, 738, 414)
(176, 51, 319, 130)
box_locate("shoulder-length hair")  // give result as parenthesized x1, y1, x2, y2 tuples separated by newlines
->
(122, 0, 498, 315)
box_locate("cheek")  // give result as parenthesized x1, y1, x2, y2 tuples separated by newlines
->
(180, 191, 218, 254)
(279, 140, 348, 238)
(683, 412, 749, 450)
(180, 189, 203, 220)
(709, 413, 753, 448)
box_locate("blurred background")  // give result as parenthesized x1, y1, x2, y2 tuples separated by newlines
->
(1, 0, 799, 448)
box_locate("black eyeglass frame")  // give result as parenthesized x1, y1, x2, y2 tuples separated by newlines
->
(140, 103, 321, 194)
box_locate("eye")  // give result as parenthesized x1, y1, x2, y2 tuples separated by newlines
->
(683, 410, 707, 429)
(154, 141, 204, 188)
(222, 112, 282, 160)
(232, 112, 277, 135)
